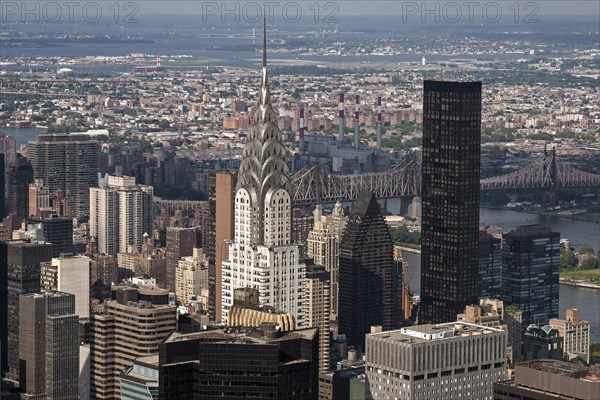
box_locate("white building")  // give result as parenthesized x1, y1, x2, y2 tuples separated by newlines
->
(89, 175, 153, 256)
(41, 255, 90, 318)
(221, 33, 305, 326)
(366, 322, 507, 400)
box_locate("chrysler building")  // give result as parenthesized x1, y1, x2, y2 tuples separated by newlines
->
(221, 22, 305, 325)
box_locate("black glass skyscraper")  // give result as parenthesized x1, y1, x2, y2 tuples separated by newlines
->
(501, 224, 560, 327)
(419, 80, 482, 324)
(338, 190, 394, 350)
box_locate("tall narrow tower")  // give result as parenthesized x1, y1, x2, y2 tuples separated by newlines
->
(419, 80, 482, 324)
(221, 20, 305, 325)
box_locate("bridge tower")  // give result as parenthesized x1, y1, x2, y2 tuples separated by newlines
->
(542, 144, 559, 207)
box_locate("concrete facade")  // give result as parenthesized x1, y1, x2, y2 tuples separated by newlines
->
(366, 322, 507, 400)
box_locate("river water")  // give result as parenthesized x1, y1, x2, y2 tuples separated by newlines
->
(403, 207, 600, 343)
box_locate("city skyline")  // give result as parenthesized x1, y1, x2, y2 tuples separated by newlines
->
(1, 10, 599, 400)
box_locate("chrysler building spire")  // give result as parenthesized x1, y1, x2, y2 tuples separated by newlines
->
(237, 18, 293, 247)
(221, 20, 305, 326)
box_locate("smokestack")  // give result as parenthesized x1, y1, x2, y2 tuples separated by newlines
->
(377, 96, 382, 151)
(338, 92, 345, 145)
(354, 95, 360, 148)
(299, 105, 305, 154)
(156, 55, 161, 68)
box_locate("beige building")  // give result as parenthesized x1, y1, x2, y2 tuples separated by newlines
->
(306, 202, 346, 320)
(89, 175, 153, 256)
(90, 288, 176, 399)
(305, 264, 331, 373)
(41, 254, 91, 319)
(458, 298, 522, 367)
(550, 308, 590, 363)
(175, 248, 209, 304)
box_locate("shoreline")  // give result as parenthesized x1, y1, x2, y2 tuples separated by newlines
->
(480, 205, 600, 224)
(559, 279, 600, 290)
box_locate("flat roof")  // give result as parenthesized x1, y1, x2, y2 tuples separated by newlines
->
(368, 321, 504, 343)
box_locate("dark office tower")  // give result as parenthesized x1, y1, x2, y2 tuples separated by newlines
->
(0, 241, 53, 381)
(479, 231, 502, 299)
(7, 154, 33, 219)
(0, 153, 5, 219)
(28, 215, 73, 258)
(419, 80, 482, 325)
(165, 227, 197, 292)
(338, 190, 394, 350)
(28, 133, 99, 220)
(501, 224, 560, 327)
(159, 326, 319, 400)
(19, 292, 79, 399)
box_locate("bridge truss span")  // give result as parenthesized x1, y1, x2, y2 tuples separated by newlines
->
(292, 155, 422, 205)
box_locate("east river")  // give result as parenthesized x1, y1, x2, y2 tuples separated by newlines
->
(403, 207, 600, 343)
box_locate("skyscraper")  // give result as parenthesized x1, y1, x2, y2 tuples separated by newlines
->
(175, 248, 209, 304)
(165, 226, 198, 292)
(90, 287, 176, 399)
(19, 292, 79, 399)
(501, 224, 560, 327)
(28, 133, 99, 220)
(221, 24, 305, 325)
(7, 154, 33, 219)
(419, 80, 482, 324)
(0, 241, 53, 381)
(40, 255, 90, 319)
(338, 190, 394, 350)
(212, 171, 237, 320)
(0, 133, 17, 165)
(89, 175, 153, 257)
(306, 202, 346, 320)
(27, 215, 73, 258)
(0, 153, 5, 220)
(479, 230, 502, 298)
(305, 263, 331, 373)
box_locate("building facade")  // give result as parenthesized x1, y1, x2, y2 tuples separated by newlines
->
(28, 133, 99, 220)
(479, 231, 502, 299)
(1, 241, 53, 382)
(305, 263, 332, 373)
(211, 171, 237, 320)
(175, 248, 209, 304)
(19, 292, 79, 400)
(365, 322, 507, 400)
(119, 355, 159, 400)
(501, 224, 560, 327)
(165, 227, 198, 293)
(420, 80, 482, 324)
(90, 289, 176, 399)
(549, 308, 590, 363)
(89, 175, 153, 257)
(306, 202, 346, 320)
(6, 154, 33, 219)
(494, 360, 600, 400)
(159, 326, 319, 400)
(41, 255, 90, 319)
(221, 37, 305, 325)
(338, 191, 394, 350)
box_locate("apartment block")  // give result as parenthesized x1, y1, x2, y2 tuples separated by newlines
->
(90, 288, 176, 399)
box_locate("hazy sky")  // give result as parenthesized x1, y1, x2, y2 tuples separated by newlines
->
(132, 0, 598, 16)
